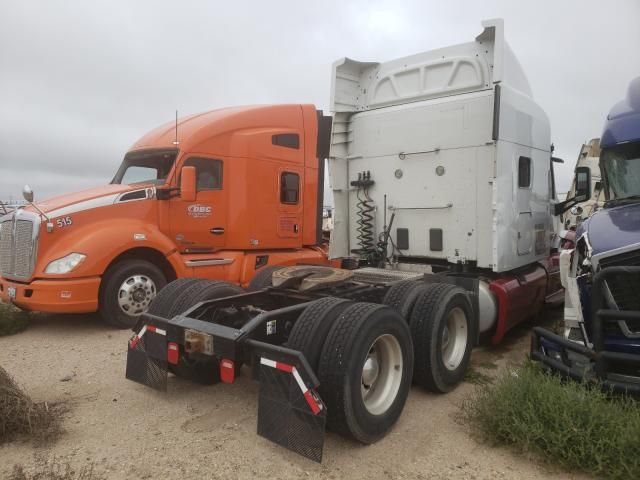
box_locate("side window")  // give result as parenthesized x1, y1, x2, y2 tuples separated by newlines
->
(518, 156, 531, 188)
(280, 172, 300, 204)
(183, 157, 223, 191)
(272, 133, 300, 149)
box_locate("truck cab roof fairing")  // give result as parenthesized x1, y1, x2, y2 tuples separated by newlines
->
(330, 18, 532, 114)
(601, 77, 640, 148)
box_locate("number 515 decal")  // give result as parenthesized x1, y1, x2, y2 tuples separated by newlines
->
(56, 216, 73, 228)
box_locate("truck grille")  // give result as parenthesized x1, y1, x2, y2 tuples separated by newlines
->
(0, 215, 37, 280)
(600, 250, 640, 312)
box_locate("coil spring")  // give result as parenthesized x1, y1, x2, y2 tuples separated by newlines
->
(356, 192, 376, 253)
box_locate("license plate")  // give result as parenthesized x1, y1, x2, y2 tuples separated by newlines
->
(7, 287, 16, 300)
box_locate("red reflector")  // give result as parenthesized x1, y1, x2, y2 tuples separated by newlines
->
(167, 342, 179, 365)
(220, 359, 235, 384)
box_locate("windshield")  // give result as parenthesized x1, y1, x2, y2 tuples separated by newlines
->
(111, 149, 177, 186)
(600, 142, 640, 202)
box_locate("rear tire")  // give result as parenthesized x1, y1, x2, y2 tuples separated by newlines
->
(147, 278, 200, 317)
(160, 279, 243, 318)
(286, 297, 353, 370)
(157, 279, 244, 385)
(318, 302, 413, 444)
(409, 283, 474, 393)
(100, 259, 167, 329)
(247, 265, 284, 291)
(383, 280, 430, 320)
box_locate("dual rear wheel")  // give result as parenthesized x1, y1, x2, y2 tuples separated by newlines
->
(288, 299, 414, 444)
(287, 281, 474, 443)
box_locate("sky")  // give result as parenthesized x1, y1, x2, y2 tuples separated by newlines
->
(1, 0, 639, 203)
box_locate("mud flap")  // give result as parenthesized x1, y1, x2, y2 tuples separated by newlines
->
(125, 327, 168, 392)
(257, 359, 327, 463)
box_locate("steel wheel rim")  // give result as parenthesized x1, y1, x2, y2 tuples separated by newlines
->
(117, 274, 157, 316)
(361, 334, 403, 415)
(441, 307, 468, 371)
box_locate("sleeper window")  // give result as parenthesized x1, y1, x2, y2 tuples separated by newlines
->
(280, 172, 300, 204)
(518, 156, 531, 188)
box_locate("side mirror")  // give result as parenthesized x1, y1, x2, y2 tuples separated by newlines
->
(180, 166, 197, 202)
(574, 166, 591, 202)
(23, 184, 34, 203)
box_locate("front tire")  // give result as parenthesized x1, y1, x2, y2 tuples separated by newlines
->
(100, 259, 167, 329)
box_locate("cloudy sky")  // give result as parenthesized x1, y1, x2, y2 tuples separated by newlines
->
(1, 0, 639, 203)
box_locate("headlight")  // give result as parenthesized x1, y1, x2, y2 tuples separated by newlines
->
(44, 253, 86, 274)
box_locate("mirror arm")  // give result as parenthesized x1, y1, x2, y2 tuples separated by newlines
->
(156, 187, 180, 200)
(554, 196, 581, 216)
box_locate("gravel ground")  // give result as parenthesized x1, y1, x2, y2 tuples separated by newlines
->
(0, 307, 588, 479)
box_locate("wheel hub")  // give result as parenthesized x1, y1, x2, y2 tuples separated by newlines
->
(360, 334, 403, 415)
(441, 307, 468, 371)
(117, 275, 157, 317)
(362, 355, 380, 387)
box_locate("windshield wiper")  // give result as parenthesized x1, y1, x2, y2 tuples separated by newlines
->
(605, 194, 640, 207)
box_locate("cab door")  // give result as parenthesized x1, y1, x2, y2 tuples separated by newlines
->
(170, 156, 227, 251)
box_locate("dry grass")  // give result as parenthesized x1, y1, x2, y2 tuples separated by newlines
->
(0, 301, 30, 336)
(10, 456, 104, 480)
(0, 366, 61, 444)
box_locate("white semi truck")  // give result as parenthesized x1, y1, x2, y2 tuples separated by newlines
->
(124, 19, 568, 462)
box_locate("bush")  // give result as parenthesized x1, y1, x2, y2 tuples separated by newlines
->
(0, 301, 30, 336)
(461, 362, 640, 480)
(0, 366, 60, 443)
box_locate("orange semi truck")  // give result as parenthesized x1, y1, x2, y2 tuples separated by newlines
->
(0, 105, 331, 327)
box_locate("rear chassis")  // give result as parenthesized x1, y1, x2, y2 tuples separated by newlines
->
(125, 269, 423, 462)
(531, 266, 640, 394)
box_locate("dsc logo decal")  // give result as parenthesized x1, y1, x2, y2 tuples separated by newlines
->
(187, 204, 212, 218)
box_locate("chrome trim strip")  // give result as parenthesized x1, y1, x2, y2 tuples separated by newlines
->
(114, 187, 156, 204)
(388, 203, 453, 211)
(184, 258, 234, 267)
(47, 194, 120, 219)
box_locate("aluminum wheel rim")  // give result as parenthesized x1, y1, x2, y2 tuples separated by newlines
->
(441, 307, 468, 371)
(361, 334, 403, 415)
(117, 274, 157, 316)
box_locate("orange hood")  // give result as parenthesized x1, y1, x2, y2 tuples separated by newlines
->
(28, 184, 143, 217)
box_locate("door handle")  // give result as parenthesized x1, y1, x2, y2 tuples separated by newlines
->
(210, 227, 225, 235)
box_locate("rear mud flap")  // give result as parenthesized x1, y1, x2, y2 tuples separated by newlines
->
(125, 327, 168, 392)
(257, 360, 326, 463)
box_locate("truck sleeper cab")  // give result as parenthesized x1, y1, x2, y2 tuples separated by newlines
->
(0, 105, 331, 328)
(125, 19, 567, 462)
(531, 77, 640, 393)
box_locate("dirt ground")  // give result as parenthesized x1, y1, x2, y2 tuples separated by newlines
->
(0, 308, 589, 480)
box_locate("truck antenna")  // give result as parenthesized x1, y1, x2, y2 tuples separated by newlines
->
(173, 110, 179, 145)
